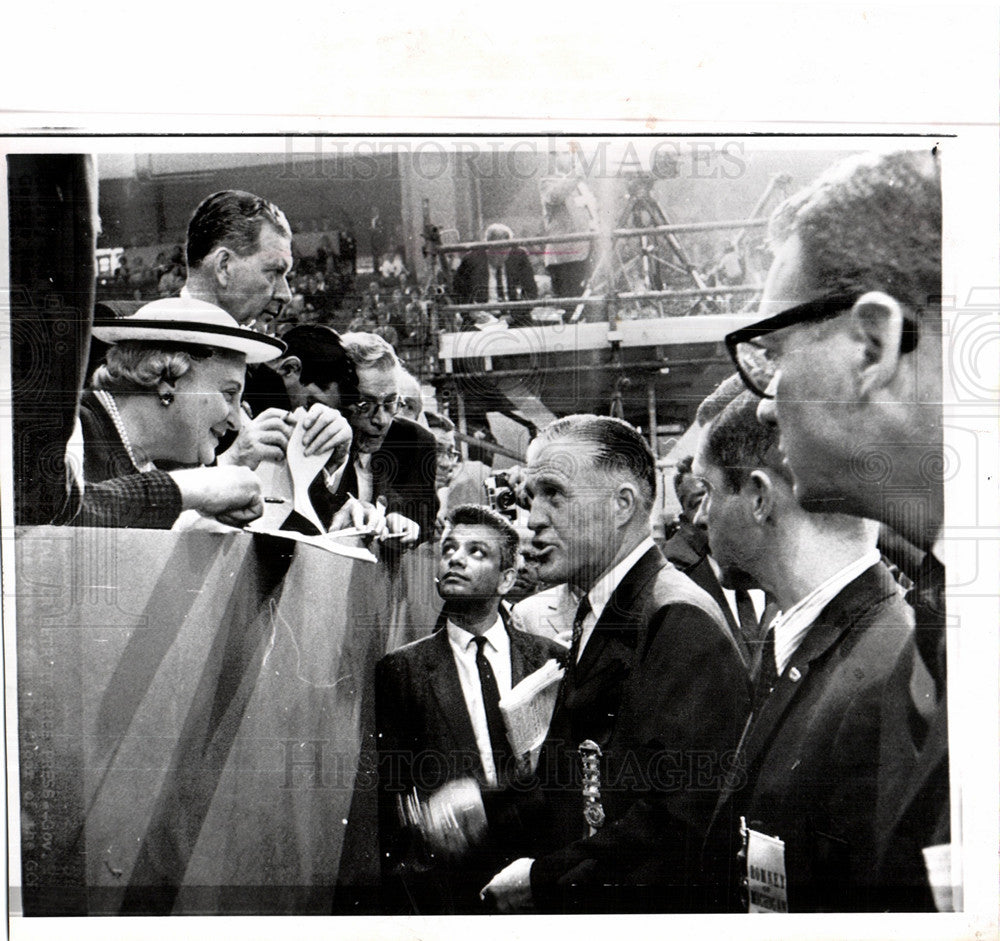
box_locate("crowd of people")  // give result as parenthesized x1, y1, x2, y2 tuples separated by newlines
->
(371, 147, 949, 915)
(58, 147, 950, 914)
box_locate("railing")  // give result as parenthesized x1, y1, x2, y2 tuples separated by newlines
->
(15, 526, 441, 915)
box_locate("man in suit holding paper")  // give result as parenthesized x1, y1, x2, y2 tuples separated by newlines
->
(425, 416, 749, 913)
(375, 504, 560, 913)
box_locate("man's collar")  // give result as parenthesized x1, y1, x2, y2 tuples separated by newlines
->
(585, 536, 656, 623)
(447, 614, 507, 651)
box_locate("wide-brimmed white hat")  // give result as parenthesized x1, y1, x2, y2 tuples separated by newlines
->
(92, 297, 285, 364)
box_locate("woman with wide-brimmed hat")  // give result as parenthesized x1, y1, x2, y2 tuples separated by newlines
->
(79, 297, 285, 528)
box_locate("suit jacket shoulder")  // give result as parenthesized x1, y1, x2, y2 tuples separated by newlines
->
(522, 546, 751, 912)
(373, 417, 439, 543)
(708, 562, 914, 912)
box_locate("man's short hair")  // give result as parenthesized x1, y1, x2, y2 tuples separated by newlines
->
(425, 410, 455, 434)
(702, 391, 793, 493)
(695, 373, 749, 427)
(769, 149, 941, 318)
(279, 324, 358, 404)
(536, 414, 657, 511)
(397, 367, 423, 418)
(672, 454, 695, 503)
(445, 503, 520, 571)
(340, 331, 400, 372)
(186, 190, 291, 270)
(484, 223, 514, 241)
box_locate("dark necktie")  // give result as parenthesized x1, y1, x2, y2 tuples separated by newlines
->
(734, 588, 760, 640)
(753, 627, 777, 714)
(905, 553, 946, 746)
(567, 594, 592, 674)
(494, 266, 506, 301)
(473, 636, 509, 782)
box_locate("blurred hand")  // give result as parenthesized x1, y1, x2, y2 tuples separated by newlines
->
(504, 465, 530, 508)
(329, 496, 389, 539)
(170, 466, 263, 525)
(420, 777, 486, 860)
(217, 407, 292, 470)
(480, 858, 535, 913)
(384, 512, 420, 546)
(295, 404, 352, 460)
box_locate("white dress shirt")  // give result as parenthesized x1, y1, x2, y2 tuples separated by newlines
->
(487, 263, 506, 303)
(353, 451, 374, 504)
(446, 616, 513, 785)
(771, 548, 881, 675)
(707, 555, 767, 625)
(575, 536, 656, 663)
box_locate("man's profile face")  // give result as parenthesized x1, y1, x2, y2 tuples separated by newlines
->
(438, 523, 514, 602)
(751, 234, 860, 514)
(691, 447, 758, 591)
(349, 364, 399, 453)
(221, 223, 293, 324)
(676, 474, 709, 556)
(524, 436, 614, 589)
(429, 427, 459, 489)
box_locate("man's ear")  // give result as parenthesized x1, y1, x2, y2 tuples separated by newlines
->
(276, 356, 302, 380)
(849, 291, 907, 396)
(210, 246, 233, 288)
(612, 482, 640, 527)
(496, 566, 518, 597)
(746, 470, 777, 523)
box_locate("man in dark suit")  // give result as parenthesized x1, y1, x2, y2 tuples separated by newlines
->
(422, 415, 749, 913)
(375, 504, 560, 913)
(694, 391, 912, 911)
(452, 223, 538, 328)
(728, 149, 950, 910)
(312, 331, 438, 543)
(664, 454, 764, 667)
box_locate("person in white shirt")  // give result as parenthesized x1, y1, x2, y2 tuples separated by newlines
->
(694, 390, 913, 912)
(374, 504, 559, 913)
(422, 415, 748, 913)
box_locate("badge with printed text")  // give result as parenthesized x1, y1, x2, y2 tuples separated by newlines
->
(745, 826, 788, 913)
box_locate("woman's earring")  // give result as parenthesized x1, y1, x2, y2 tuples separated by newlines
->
(159, 392, 174, 407)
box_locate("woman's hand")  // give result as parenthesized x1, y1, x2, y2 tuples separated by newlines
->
(169, 465, 263, 525)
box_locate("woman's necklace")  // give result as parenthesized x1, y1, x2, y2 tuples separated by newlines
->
(93, 389, 153, 472)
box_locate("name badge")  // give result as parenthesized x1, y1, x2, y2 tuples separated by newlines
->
(745, 825, 788, 913)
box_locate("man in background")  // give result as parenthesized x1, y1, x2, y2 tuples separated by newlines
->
(322, 332, 438, 543)
(452, 223, 538, 327)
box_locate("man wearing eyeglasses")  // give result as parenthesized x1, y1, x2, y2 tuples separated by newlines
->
(723, 149, 950, 911)
(321, 332, 438, 545)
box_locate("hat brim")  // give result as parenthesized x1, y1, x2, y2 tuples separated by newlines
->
(91, 319, 285, 364)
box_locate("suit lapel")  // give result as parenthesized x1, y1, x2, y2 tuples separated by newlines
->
(507, 622, 555, 685)
(425, 627, 480, 761)
(573, 547, 665, 686)
(741, 564, 890, 773)
(881, 666, 949, 843)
